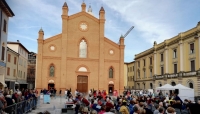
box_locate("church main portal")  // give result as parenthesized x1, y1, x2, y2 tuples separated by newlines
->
(77, 76, 88, 93)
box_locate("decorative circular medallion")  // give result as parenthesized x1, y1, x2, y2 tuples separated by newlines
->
(49, 45, 56, 51)
(79, 22, 88, 31)
(109, 50, 114, 55)
(50, 46, 55, 51)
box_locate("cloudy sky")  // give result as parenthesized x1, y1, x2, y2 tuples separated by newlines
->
(6, 0, 200, 62)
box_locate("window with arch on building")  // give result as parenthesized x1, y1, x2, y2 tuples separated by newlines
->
(171, 81, 176, 86)
(49, 64, 55, 77)
(189, 82, 193, 89)
(159, 83, 162, 87)
(173, 49, 177, 58)
(79, 39, 87, 58)
(109, 67, 113, 78)
(150, 83, 153, 89)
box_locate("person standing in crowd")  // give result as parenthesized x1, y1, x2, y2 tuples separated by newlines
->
(119, 100, 129, 114)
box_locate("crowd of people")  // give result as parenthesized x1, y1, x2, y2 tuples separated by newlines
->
(64, 89, 200, 114)
(0, 87, 38, 113)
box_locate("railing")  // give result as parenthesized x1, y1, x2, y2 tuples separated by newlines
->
(3, 97, 38, 114)
(183, 71, 196, 77)
(167, 73, 178, 78)
(155, 75, 164, 79)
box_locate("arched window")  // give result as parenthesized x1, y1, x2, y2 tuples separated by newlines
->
(109, 67, 113, 78)
(150, 83, 153, 89)
(159, 84, 162, 87)
(49, 64, 55, 77)
(189, 83, 193, 89)
(171, 82, 176, 86)
(79, 39, 87, 58)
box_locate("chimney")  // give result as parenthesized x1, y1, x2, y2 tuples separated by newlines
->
(17, 40, 19, 42)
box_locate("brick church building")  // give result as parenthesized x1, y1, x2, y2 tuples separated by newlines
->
(36, 2, 125, 94)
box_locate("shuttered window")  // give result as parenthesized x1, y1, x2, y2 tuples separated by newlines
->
(7, 67, 10, 75)
(7, 54, 11, 62)
(14, 57, 17, 64)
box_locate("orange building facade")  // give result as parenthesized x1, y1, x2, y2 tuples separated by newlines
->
(35, 2, 125, 94)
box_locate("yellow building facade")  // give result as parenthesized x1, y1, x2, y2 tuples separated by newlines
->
(134, 22, 200, 97)
(36, 2, 125, 94)
(124, 62, 135, 89)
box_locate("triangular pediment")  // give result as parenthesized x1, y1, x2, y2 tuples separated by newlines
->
(104, 37, 119, 48)
(68, 11, 99, 23)
(44, 34, 62, 44)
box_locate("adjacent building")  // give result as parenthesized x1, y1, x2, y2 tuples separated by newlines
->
(27, 52, 36, 89)
(5, 47, 19, 90)
(36, 2, 125, 94)
(125, 61, 134, 89)
(133, 21, 200, 98)
(7, 40, 29, 89)
(0, 0, 14, 89)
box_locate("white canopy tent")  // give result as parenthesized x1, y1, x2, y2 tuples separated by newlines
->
(156, 84, 194, 101)
(156, 84, 175, 90)
(173, 84, 194, 101)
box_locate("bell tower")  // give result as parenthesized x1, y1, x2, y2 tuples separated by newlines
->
(36, 28, 44, 91)
(98, 6, 106, 90)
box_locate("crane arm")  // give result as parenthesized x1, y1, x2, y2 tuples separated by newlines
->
(123, 26, 134, 38)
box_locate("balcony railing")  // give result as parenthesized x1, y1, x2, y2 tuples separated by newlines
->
(154, 71, 198, 80)
(167, 73, 178, 78)
(155, 75, 164, 79)
(183, 71, 196, 76)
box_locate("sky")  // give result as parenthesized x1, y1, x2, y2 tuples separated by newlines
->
(6, 0, 200, 62)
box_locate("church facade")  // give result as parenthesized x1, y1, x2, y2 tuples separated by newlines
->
(36, 2, 125, 94)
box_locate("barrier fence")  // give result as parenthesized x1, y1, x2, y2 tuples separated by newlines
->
(3, 97, 38, 114)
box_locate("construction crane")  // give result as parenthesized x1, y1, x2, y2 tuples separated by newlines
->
(123, 26, 134, 38)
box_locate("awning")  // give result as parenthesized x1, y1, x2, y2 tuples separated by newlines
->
(0, 82, 7, 87)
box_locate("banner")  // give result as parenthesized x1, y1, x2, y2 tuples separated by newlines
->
(43, 95, 50, 103)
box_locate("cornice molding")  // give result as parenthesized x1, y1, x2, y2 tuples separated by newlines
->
(67, 57, 98, 62)
(104, 59, 119, 63)
(43, 56, 61, 60)
(43, 34, 62, 44)
(135, 48, 154, 60)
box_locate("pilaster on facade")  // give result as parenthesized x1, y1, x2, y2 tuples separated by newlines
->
(153, 51, 157, 75)
(198, 34, 200, 70)
(179, 38, 184, 72)
(164, 46, 168, 73)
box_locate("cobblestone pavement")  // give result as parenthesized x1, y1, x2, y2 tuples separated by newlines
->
(29, 95, 74, 114)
